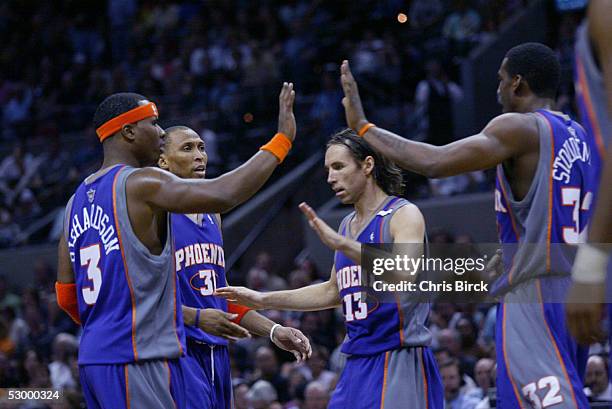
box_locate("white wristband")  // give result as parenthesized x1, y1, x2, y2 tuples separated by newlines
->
(269, 323, 282, 342)
(571, 244, 610, 284)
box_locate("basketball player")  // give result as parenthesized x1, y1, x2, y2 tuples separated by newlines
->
(217, 129, 444, 409)
(565, 0, 612, 346)
(159, 125, 312, 409)
(54, 83, 297, 408)
(340, 43, 599, 408)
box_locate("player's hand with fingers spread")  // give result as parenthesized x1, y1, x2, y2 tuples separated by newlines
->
(566, 282, 606, 345)
(198, 309, 251, 341)
(215, 286, 266, 310)
(340, 60, 369, 131)
(277, 82, 297, 142)
(271, 326, 312, 362)
(299, 202, 345, 251)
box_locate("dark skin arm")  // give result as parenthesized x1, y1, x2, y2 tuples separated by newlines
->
(57, 234, 75, 283)
(126, 83, 296, 254)
(340, 60, 539, 187)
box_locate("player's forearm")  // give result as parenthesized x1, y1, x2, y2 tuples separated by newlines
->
(338, 237, 362, 265)
(239, 310, 275, 337)
(182, 306, 197, 326)
(589, 146, 612, 243)
(362, 127, 446, 178)
(261, 281, 340, 311)
(205, 151, 279, 212)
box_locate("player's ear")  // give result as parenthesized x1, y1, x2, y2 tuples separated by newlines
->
(363, 156, 375, 176)
(158, 153, 169, 170)
(511, 74, 522, 94)
(120, 123, 137, 142)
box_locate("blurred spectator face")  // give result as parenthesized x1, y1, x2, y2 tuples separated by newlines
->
(434, 349, 451, 366)
(247, 380, 278, 409)
(438, 328, 461, 356)
(585, 355, 609, 397)
(441, 362, 461, 401)
(300, 312, 319, 335)
(289, 269, 310, 289)
(307, 348, 328, 377)
(325, 144, 370, 205)
(234, 383, 249, 409)
(255, 346, 278, 377)
(456, 317, 477, 348)
(474, 358, 494, 392)
(304, 382, 329, 409)
(288, 367, 307, 395)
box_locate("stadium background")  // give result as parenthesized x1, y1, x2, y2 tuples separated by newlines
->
(0, 0, 606, 408)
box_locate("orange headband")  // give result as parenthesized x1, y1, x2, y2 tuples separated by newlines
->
(95, 102, 159, 142)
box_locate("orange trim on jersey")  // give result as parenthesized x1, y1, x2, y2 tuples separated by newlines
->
(576, 58, 606, 158)
(165, 360, 178, 409)
(536, 279, 579, 408)
(378, 206, 405, 344)
(420, 349, 429, 409)
(124, 364, 130, 409)
(497, 168, 521, 284)
(501, 303, 526, 408)
(112, 166, 139, 361)
(170, 240, 184, 356)
(380, 351, 390, 409)
(539, 115, 555, 271)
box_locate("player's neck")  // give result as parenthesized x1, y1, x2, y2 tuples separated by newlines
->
(101, 148, 142, 169)
(518, 96, 554, 113)
(353, 185, 389, 222)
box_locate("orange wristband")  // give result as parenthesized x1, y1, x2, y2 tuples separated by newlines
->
(260, 133, 292, 163)
(55, 282, 81, 325)
(227, 302, 251, 324)
(358, 123, 375, 137)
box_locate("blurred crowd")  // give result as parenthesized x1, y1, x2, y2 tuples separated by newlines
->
(0, 0, 531, 249)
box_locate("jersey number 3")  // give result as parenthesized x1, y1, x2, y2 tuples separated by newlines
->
(80, 244, 102, 305)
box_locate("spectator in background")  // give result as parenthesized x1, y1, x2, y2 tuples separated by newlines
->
(473, 358, 495, 400)
(48, 332, 78, 390)
(441, 359, 481, 409)
(247, 379, 279, 409)
(0, 208, 20, 248)
(0, 275, 20, 313)
(585, 355, 612, 402)
(442, 0, 482, 56)
(409, 0, 444, 29)
(303, 381, 330, 409)
(234, 380, 250, 409)
(252, 346, 290, 402)
(302, 345, 336, 391)
(308, 70, 344, 148)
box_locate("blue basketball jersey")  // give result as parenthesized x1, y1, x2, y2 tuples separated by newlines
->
(334, 196, 432, 356)
(172, 213, 228, 346)
(66, 165, 185, 364)
(492, 110, 601, 294)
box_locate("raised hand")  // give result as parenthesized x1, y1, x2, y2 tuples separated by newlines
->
(197, 309, 251, 341)
(299, 202, 345, 251)
(340, 60, 369, 131)
(277, 82, 297, 142)
(271, 326, 312, 362)
(215, 286, 266, 309)
(566, 282, 606, 345)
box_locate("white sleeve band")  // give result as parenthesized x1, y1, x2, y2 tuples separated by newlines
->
(269, 323, 282, 342)
(571, 244, 610, 284)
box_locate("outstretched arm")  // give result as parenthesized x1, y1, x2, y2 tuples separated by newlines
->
(130, 83, 296, 214)
(340, 60, 536, 178)
(240, 311, 312, 361)
(215, 270, 341, 311)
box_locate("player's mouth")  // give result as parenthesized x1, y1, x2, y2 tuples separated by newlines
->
(334, 188, 346, 197)
(193, 165, 206, 176)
